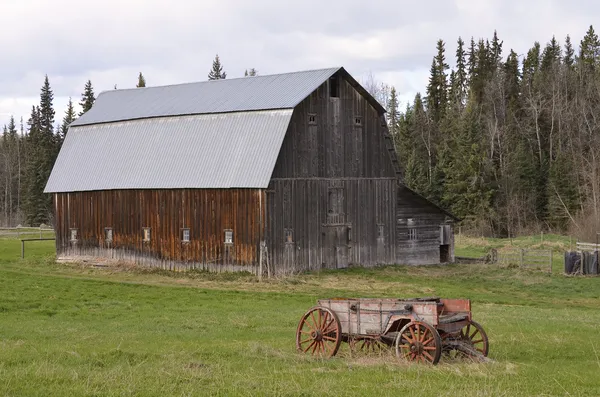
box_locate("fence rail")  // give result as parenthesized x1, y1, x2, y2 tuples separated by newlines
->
(576, 242, 600, 252)
(497, 248, 553, 273)
(20, 238, 56, 258)
(0, 227, 54, 239)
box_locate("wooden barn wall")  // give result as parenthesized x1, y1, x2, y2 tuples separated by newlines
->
(396, 186, 454, 265)
(270, 76, 395, 179)
(266, 178, 397, 273)
(53, 189, 265, 272)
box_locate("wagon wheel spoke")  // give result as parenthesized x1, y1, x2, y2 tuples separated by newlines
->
(303, 340, 316, 353)
(450, 321, 489, 359)
(296, 306, 342, 358)
(395, 321, 442, 365)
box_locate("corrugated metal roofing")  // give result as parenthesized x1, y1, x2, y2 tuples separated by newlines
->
(45, 110, 293, 192)
(71, 67, 341, 126)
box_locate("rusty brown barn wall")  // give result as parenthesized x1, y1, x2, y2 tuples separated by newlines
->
(53, 189, 265, 272)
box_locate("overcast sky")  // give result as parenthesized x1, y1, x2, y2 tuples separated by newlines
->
(0, 0, 597, 128)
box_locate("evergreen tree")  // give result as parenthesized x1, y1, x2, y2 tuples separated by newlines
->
(490, 30, 503, 66)
(208, 54, 227, 80)
(563, 35, 575, 67)
(136, 72, 146, 87)
(579, 25, 600, 71)
(387, 87, 400, 135)
(541, 36, 561, 71)
(454, 37, 468, 105)
(60, 98, 76, 142)
(426, 39, 449, 122)
(79, 80, 95, 115)
(244, 68, 258, 77)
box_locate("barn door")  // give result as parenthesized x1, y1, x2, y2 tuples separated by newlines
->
(324, 225, 350, 269)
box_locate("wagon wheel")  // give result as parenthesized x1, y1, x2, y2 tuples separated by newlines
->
(454, 320, 489, 358)
(395, 321, 442, 365)
(296, 306, 342, 358)
(350, 336, 387, 355)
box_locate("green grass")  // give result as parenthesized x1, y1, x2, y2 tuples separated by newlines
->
(1, 236, 599, 396)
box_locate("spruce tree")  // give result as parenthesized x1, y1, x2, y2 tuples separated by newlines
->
(208, 54, 227, 80)
(387, 87, 400, 135)
(79, 80, 95, 115)
(244, 68, 258, 77)
(454, 37, 468, 105)
(136, 72, 146, 87)
(60, 98, 76, 142)
(579, 25, 600, 71)
(426, 39, 449, 122)
(563, 35, 575, 67)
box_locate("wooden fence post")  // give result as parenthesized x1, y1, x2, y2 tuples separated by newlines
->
(520, 249, 525, 268)
(21, 240, 24, 259)
(549, 250, 553, 273)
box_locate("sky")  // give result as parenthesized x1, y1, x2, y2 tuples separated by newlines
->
(0, 0, 597, 128)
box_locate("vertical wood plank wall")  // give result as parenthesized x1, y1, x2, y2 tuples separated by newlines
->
(267, 72, 454, 272)
(54, 189, 265, 272)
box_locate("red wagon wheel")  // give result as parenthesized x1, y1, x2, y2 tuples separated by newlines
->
(395, 321, 442, 365)
(457, 320, 489, 357)
(296, 306, 342, 358)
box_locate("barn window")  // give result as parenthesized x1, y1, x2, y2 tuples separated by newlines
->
(354, 116, 362, 126)
(224, 229, 233, 244)
(143, 227, 151, 242)
(105, 227, 113, 243)
(308, 113, 317, 125)
(285, 229, 293, 244)
(70, 228, 78, 242)
(182, 228, 190, 243)
(408, 228, 417, 241)
(329, 76, 339, 98)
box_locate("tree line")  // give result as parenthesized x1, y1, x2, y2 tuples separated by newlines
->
(385, 26, 600, 241)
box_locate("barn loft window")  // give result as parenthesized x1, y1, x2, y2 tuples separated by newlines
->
(224, 229, 234, 245)
(329, 76, 339, 98)
(354, 116, 362, 126)
(70, 228, 78, 242)
(308, 113, 317, 125)
(182, 228, 190, 243)
(105, 227, 113, 243)
(143, 227, 151, 242)
(408, 228, 418, 241)
(285, 229, 293, 244)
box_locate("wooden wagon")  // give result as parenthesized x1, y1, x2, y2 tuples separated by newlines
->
(295, 297, 488, 364)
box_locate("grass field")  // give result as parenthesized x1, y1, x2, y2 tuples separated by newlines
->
(1, 235, 599, 396)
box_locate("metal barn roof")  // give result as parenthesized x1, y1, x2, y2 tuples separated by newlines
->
(46, 66, 388, 193)
(44, 110, 293, 192)
(71, 67, 342, 126)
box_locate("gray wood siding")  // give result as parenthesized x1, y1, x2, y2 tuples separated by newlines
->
(396, 186, 454, 265)
(271, 76, 395, 179)
(266, 178, 397, 273)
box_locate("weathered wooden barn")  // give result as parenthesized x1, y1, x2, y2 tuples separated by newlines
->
(45, 67, 457, 275)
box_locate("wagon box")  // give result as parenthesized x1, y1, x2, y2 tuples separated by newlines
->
(296, 297, 488, 364)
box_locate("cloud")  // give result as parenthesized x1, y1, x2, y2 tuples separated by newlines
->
(0, 0, 597, 126)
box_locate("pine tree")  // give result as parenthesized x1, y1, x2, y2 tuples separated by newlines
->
(79, 80, 95, 115)
(387, 87, 400, 136)
(136, 72, 146, 87)
(541, 36, 561, 71)
(579, 25, 600, 71)
(426, 39, 449, 122)
(454, 37, 468, 105)
(244, 68, 258, 77)
(208, 54, 227, 80)
(563, 35, 575, 67)
(490, 31, 503, 66)
(60, 98, 76, 142)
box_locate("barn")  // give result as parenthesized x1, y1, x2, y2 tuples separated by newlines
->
(45, 67, 458, 275)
